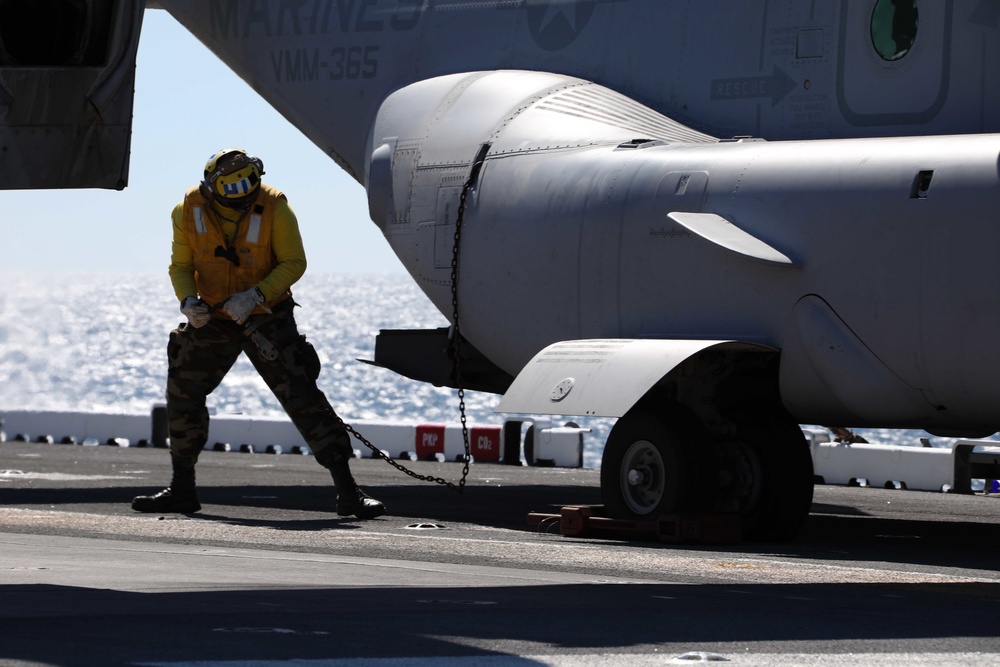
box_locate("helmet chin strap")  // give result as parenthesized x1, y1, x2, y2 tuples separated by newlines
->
(218, 197, 252, 211)
(221, 187, 261, 211)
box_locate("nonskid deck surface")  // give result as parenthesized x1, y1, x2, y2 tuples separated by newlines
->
(1, 440, 999, 666)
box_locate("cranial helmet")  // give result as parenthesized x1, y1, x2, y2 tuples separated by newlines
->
(200, 148, 264, 209)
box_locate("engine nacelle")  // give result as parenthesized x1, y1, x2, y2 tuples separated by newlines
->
(367, 71, 1000, 433)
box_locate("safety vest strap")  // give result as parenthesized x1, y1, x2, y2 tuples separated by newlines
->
(247, 212, 262, 244)
(193, 207, 207, 234)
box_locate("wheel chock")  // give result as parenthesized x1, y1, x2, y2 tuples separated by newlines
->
(527, 505, 741, 545)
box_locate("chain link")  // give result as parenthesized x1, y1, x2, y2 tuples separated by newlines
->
(338, 159, 484, 492)
(449, 164, 480, 493)
(339, 419, 468, 489)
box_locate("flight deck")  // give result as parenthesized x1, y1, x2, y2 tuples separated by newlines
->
(1, 439, 998, 666)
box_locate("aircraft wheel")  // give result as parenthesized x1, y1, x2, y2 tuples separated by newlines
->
(600, 404, 713, 520)
(719, 405, 814, 541)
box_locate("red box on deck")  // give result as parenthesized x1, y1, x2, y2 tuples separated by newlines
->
(415, 424, 445, 460)
(470, 426, 501, 462)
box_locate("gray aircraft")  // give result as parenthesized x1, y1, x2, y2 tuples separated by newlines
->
(4, 0, 999, 540)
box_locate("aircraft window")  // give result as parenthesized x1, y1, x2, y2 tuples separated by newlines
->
(871, 0, 919, 61)
(911, 170, 933, 199)
(0, 0, 111, 66)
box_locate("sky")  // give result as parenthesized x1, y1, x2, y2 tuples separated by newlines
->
(1, 8, 405, 275)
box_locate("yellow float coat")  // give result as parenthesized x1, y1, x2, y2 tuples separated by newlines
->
(168, 183, 307, 314)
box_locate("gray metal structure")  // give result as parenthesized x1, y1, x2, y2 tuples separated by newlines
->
(0, 0, 143, 188)
(5, 0, 1000, 540)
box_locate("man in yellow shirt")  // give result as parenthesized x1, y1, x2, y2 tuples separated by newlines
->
(132, 148, 385, 519)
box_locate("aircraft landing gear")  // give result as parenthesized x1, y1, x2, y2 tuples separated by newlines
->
(717, 405, 814, 541)
(600, 403, 714, 519)
(600, 401, 814, 542)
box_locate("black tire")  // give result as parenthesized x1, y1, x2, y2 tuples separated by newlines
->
(600, 403, 715, 520)
(720, 406, 814, 541)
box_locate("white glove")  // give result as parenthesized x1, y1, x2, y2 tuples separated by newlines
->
(179, 296, 211, 328)
(222, 286, 265, 325)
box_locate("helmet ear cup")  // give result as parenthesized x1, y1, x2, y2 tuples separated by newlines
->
(199, 180, 215, 201)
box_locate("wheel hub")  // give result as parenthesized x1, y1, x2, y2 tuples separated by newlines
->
(620, 439, 665, 514)
(627, 467, 649, 487)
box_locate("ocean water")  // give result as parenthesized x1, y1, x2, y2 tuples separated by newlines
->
(0, 272, 616, 466)
(0, 271, 976, 469)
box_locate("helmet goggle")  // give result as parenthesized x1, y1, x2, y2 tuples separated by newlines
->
(202, 149, 264, 209)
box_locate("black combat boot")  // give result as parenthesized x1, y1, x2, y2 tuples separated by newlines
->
(330, 461, 386, 519)
(131, 458, 201, 513)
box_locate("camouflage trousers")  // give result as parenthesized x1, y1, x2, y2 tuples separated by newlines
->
(165, 300, 353, 468)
